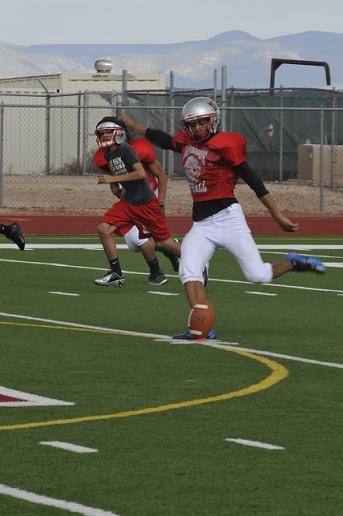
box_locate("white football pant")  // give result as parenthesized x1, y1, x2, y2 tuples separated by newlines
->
(124, 225, 148, 252)
(179, 203, 272, 285)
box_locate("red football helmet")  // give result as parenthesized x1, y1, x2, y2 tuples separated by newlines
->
(181, 97, 220, 142)
(95, 119, 127, 148)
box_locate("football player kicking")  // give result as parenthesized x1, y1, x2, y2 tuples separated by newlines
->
(93, 117, 179, 286)
(93, 118, 180, 288)
(0, 222, 25, 250)
(118, 98, 326, 339)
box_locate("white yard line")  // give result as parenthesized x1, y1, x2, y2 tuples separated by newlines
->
(257, 245, 343, 250)
(49, 291, 80, 297)
(1, 311, 343, 370)
(245, 291, 278, 296)
(148, 291, 179, 296)
(0, 244, 127, 250)
(1, 243, 343, 250)
(1, 257, 342, 293)
(39, 441, 97, 454)
(0, 311, 167, 340)
(0, 484, 119, 516)
(225, 438, 284, 450)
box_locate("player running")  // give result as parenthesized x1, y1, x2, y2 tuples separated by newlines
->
(93, 118, 180, 288)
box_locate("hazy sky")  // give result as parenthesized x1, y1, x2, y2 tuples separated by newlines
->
(1, 0, 342, 45)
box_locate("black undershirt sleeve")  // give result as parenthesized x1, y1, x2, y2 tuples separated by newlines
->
(145, 128, 175, 150)
(233, 162, 269, 198)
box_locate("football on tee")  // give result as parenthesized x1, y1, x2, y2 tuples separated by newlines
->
(188, 299, 215, 340)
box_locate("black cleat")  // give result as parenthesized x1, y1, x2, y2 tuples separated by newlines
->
(94, 271, 125, 287)
(5, 222, 25, 250)
(147, 271, 168, 285)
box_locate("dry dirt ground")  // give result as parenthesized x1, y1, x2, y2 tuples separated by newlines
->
(1, 176, 343, 216)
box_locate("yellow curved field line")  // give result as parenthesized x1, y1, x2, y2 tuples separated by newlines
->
(0, 321, 288, 431)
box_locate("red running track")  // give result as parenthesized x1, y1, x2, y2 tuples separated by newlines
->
(1, 214, 343, 236)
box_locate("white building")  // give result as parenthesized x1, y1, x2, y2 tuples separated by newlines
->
(0, 61, 166, 177)
(0, 59, 165, 94)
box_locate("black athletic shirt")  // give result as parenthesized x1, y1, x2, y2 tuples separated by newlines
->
(104, 142, 154, 205)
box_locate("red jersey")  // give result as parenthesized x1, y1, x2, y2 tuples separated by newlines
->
(93, 137, 158, 192)
(172, 130, 246, 202)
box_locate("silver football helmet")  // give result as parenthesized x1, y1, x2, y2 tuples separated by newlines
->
(181, 97, 220, 141)
(95, 120, 127, 148)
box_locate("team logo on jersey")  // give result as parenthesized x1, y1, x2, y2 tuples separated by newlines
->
(183, 145, 208, 192)
(109, 157, 128, 176)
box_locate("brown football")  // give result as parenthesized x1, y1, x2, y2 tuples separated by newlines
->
(187, 299, 215, 340)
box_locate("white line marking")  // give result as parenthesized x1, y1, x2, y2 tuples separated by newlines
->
(0, 484, 119, 515)
(225, 438, 284, 450)
(205, 341, 343, 369)
(148, 291, 179, 296)
(1, 312, 343, 370)
(257, 245, 343, 250)
(0, 312, 167, 340)
(39, 441, 98, 454)
(0, 386, 74, 407)
(262, 251, 343, 260)
(245, 291, 278, 296)
(49, 291, 80, 297)
(0, 258, 167, 278)
(1, 243, 343, 250)
(1, 258, 342, 294)
(0, 244, 127, 250)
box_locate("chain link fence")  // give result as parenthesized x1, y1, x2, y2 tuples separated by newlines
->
(1, 88, 343, 214)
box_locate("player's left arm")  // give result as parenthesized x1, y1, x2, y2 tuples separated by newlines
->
(98, 162, 146, 184)
(148, 159, 167, 206)
(233, 161, 299, 232)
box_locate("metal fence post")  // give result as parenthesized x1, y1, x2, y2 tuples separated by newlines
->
(0, 102, 4, 207)
(162, 107, 167, 174)
(330, 90, 337, 189)
(221, 65, 227, 131)
(168, 71, 175, 178)
(121, 69, 128, 110)
(279, 86, 284, 182)
(229, 87, 235, 131)
(319, 108, 324, 211)
(45, 92, 51, 175)
(145, 91, 150, 127)
(82, 91, 89, 176)
(77, 91, 82, 175)
(213, 69, 217, 102)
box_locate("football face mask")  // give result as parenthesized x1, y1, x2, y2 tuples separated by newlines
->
(95, 121, 127, 148)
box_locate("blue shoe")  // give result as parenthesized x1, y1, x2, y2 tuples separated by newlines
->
(172, 328, 216, 340)
(285, 253, 326, 274)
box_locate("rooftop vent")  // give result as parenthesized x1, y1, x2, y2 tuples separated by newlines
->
(94, 59, 113, 73)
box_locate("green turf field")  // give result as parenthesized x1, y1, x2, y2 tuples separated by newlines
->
(1, 235, 343, 515)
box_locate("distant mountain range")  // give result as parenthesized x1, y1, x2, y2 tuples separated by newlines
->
(0, 30, 342, 89)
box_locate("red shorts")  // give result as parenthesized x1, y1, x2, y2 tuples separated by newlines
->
(101, 197, 171, 241)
